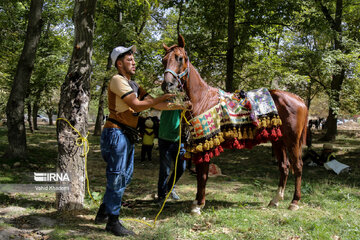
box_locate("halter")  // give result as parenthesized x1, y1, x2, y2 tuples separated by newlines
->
(164, 58, 190, 91)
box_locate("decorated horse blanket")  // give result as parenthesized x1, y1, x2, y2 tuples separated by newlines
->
(185, 88, 283, 164)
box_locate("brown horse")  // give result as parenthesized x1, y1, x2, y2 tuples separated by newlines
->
(162, 35, 308, 215)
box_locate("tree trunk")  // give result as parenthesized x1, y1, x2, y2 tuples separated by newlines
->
(27, 101, 34, 133)
(306, 78, 312, 110)
(317, 0, 344, 141)
(32, 95, 40, 130)
(93, 77, 108, 136)
(225, 0, 235, 92)
(56, 0, 97, 211)
(46, 110, 54, 126)
(321, 70, 345, 140)
(5, 0, 43, 160)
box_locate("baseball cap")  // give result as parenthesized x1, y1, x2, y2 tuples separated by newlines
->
(111, 45, 136, 67)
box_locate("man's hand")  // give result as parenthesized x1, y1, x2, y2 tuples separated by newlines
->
(184, 101, 192, 110)
(160, 93, 176, 101)
(168, 101, 192, 110)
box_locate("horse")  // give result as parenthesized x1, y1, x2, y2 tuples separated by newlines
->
(161, 35, 308, 215)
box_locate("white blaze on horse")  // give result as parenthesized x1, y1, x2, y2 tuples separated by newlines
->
(161, 35, 308, 215)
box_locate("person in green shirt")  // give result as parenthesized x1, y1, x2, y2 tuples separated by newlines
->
(157, 110, 186, 204)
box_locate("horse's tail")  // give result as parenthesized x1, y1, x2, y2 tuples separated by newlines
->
(299, 106, 309, 151)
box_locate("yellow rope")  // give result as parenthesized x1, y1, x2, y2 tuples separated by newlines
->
(56, 118, 99, 206)
(57, 109, 188, 228)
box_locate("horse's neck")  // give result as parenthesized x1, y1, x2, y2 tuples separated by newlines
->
(187, 63, 219, 116)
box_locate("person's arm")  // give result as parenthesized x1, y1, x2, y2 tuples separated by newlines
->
(152, 101, 187, 110)
(122, 93, 175, 112)
(143, 95, 192, 110)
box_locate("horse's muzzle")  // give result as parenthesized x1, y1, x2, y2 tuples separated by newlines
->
(161, 81, 177, 93)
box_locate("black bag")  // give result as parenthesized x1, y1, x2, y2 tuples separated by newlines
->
(107, 118, 141, 144)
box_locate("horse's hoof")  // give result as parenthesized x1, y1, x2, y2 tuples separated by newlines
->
(191, 200, 205, 215)
(288, 203, 299, 211)
(190, 207, 202, 215)
(268, 200, 279, 208)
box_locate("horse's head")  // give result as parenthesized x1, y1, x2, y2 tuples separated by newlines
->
(161, 34, 189, 93)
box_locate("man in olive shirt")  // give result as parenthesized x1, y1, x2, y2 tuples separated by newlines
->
(157, 110, 187, 204)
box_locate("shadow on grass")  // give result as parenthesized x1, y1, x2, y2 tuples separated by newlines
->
(0, 193, 55, 210)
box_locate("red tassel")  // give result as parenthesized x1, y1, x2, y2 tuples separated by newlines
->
(204, 153, 210, 162)
(233, 138, 241, 149)
(276, 127, 283, 138)
(260, 128, 269, 142)
(270, 128, 278, 141)
(218, 145, 224, 153)
(214, 147, 220, 156)
(209, 151, 214, 158)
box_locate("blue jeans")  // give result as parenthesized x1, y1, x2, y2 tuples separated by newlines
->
(101, 128, 134, 215)
(157, 138, 186, 199)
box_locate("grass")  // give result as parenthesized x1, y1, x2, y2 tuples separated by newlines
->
(0, 125, 360, 239)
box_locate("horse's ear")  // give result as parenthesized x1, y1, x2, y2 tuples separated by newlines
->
(178, 34, 185, 48)
(163, 43, 170, 52)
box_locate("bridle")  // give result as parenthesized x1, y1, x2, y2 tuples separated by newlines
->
(164, 52, 190, 91)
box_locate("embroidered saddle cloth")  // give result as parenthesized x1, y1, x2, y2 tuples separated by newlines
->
(186, 88, 282, 163)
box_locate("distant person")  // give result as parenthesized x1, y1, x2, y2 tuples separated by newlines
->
(307, 143, 336, 167)
(141, 117, 155, 162)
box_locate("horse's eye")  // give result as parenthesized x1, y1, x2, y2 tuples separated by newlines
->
(178, 57, 183, 62)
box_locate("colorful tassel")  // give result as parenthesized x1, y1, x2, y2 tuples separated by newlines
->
(271, 117, 277, 127)
(218, 145, 224, 153)
(204, 140, 210, 151)
(184, 152, 192, 159)
(248, 128, 254, 139)
(196, 143, 203, 152)
(204, 153, 210, 162)
(276, 127, 283, 137)
(238, 129, 242, 139)
(242, 128, 248, 139)
(233, 138, 241, 149)
(260, 128, 269, 140)
(266, 117, 271, 127)
(209, 138, 214, 149)
(270, 128, 277, 141)
(219, 132, 225, 142)
(214, 147, 220, 156)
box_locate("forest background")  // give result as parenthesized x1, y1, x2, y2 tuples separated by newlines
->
(1, 0, 360, 135)
(1, 0, 360, 239)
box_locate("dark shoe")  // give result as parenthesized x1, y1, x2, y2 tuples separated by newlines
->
(106, 215, 135, 236)
(95, 203, 108, 225)
(170, 189, 180, 200)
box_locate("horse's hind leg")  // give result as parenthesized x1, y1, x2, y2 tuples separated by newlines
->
(268, 141, 289, 208)
(287, 144, 303, 211)
(191, 162, 209, 215)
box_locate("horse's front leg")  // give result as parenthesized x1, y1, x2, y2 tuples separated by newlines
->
(269, 142, 289, 208)
(191, 161, 209, 215)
